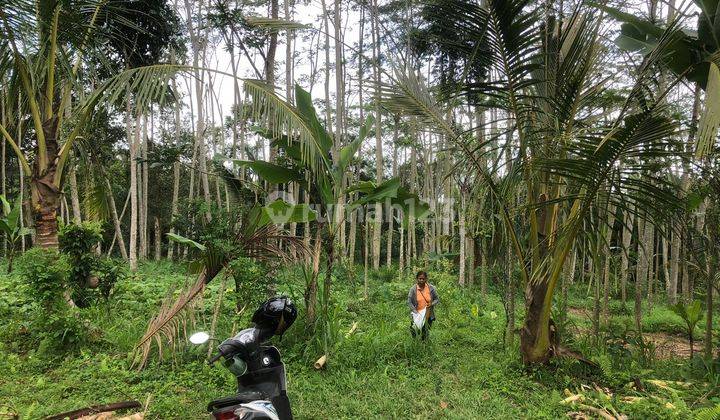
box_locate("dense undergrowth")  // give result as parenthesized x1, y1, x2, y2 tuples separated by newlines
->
(1, 259, 718, 419)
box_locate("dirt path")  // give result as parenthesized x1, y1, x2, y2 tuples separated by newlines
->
(565, 307, 703, 359)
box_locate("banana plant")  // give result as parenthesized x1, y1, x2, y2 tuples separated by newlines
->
(0, 195, 32, 273)
(236, 83, 429, 328)
(669, 300, 704, 359)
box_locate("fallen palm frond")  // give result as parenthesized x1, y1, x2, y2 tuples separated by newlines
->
(561, 389, 626, 420)
(133, 270, 209, 370)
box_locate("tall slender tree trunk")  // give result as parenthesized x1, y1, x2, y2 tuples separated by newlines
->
(348, 195, 357, 265)
(364, 214, 369, 299)
(458, 187, 467, 286)
(669, 227, 680, 304)
(662, 234, 671, 301)
(1, 99, 5, 254)
(266, 0, 279, 83)
(409, 125, 418, 261)
(602, 200, 616, 322)
(285, 0, 298, 253)
(681, 237, 690, 302)
(186, 78, 197, 202)
(17, 101, 27, 251)
(140, 114, 148, 259)
(167, 49, 181, 261)
(303, 189, 311, 255)
(333, 0, 346, 256)
(348, 4, 365, 267)
(129, 109, 140, 271)
(621, 210, 634, 304)
(705, 217, 717, 359)
(467, 237, 475, 286)
(399, 215, 405, 272)
(647, 224, 655, 307)
(306, 229, 322, 324)
(184, 0, 212, 222)
(635, 217, 651, 335)
(386, 119, 399, 267)
(106, 178, 128, 260)
(154, 217, 161, 261)
(480, 247, 487, 294)
(371, 0, 383, 269)
(505, 244, 515, 347)
(69, 167, 82, 223)
(593, 243, 601, 339)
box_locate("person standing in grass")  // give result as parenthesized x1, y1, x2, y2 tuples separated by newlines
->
(407, 270, 439, 340)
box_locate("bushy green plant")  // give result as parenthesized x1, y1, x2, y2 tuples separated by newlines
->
(59, 222, 103, 307)
(227, 257, 271, 311)
(14, 248, 88, 353)
(59, 222, 125, 306)
(17, 248, 68, 306)
(96, 258, 127, 300)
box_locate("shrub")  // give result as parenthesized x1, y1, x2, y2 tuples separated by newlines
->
(227, 257, 271, 311)
(58, 222, 123, 305)
(16, 248, 68, 306)
(96, 258, 127, 300)
(14, 248, 89, 353)
(59, 222, 103, 307)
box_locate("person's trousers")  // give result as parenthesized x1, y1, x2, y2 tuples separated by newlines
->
(410, 317, 434, 340)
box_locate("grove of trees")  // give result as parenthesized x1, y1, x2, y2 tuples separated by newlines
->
(1, 0, 719, 417)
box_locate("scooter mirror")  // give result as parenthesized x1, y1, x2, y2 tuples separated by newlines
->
(189, 331, 210, 345)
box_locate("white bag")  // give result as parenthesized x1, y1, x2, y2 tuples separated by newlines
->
(412, 308, 427, 331)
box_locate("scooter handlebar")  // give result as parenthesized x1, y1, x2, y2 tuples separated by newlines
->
(207, 351, 223, 365)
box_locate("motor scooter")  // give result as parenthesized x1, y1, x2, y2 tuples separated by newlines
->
(190, 328, 293, 420)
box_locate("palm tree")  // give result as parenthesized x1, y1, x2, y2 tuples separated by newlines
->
(385, 0, 687, 363)
(0, 0, 177, 249)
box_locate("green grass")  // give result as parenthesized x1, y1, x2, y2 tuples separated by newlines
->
(0, 261, 716, 419)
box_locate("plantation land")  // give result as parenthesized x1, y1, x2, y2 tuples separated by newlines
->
(1, 262, 717, 419)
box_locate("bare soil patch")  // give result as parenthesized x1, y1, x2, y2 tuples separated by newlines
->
(565, 307, 703, 360)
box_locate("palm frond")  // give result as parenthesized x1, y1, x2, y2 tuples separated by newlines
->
(239, 223, 311, 262)
(243, 80, 332, 179)
(133, 270, 207, 369)
(696, 62, 720, 158)
(82, 171, 111, 221)
(82, 64, 190, 113)
(380, 66, 457, 137)
(381, 64, 529, 282)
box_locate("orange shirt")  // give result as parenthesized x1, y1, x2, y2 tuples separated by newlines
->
(416, 285, 432, 313)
